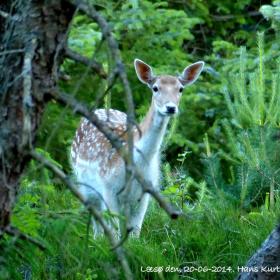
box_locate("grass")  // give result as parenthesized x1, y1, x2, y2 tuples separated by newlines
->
(1, 179, 279, 280)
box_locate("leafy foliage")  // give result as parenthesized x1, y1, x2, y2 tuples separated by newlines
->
(4, 0, 280, 279)
(200, 32, 280, 209)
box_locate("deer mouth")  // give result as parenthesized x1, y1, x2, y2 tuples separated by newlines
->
(165, 107, 178, 116)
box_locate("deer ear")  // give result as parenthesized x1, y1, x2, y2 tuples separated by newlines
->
(134, 59, 154, 85)
(179, 61, 204, 86)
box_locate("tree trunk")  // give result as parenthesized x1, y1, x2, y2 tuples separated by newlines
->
(237, 224, 280, 280)
(0, 0, 74, 229)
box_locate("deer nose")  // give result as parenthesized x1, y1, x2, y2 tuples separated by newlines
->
(166, 105, 176, 114)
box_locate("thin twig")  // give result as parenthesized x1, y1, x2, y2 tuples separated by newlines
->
(51, 6, 79, 83)
(0, 49, 25, 56)
(93, 67, 118, 109)
(65, 47, 107, 79)
(212, 11, 261, 21)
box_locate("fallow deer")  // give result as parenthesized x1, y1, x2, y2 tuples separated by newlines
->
(70, 59, 204, 237)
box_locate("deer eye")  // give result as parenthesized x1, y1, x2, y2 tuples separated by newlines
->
(152, 86, 158, 92)
(179, 87, 184, 93)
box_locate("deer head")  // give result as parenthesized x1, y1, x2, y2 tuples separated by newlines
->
(134, 59, 204, 116)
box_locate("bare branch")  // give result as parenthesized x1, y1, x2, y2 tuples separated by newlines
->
(64, 47, 107, 79)
(212, 11, 261, 21)
(0, 49, 25, 56)
(93, 68, 118, 109)
(30, 150, 133, 280)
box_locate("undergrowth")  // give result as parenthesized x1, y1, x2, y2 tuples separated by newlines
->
(0, 175, 279, 280)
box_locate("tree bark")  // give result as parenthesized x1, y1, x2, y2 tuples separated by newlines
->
(0, 0, 75, 229)
(237, 224, 280, 280)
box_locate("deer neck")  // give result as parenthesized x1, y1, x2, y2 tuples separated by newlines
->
(135, 99, 170, 158)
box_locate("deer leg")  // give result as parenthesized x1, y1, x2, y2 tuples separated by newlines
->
(103, 188, 121, 238)
(75, 166, 107, 237)
(128, 193, 150, 237)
